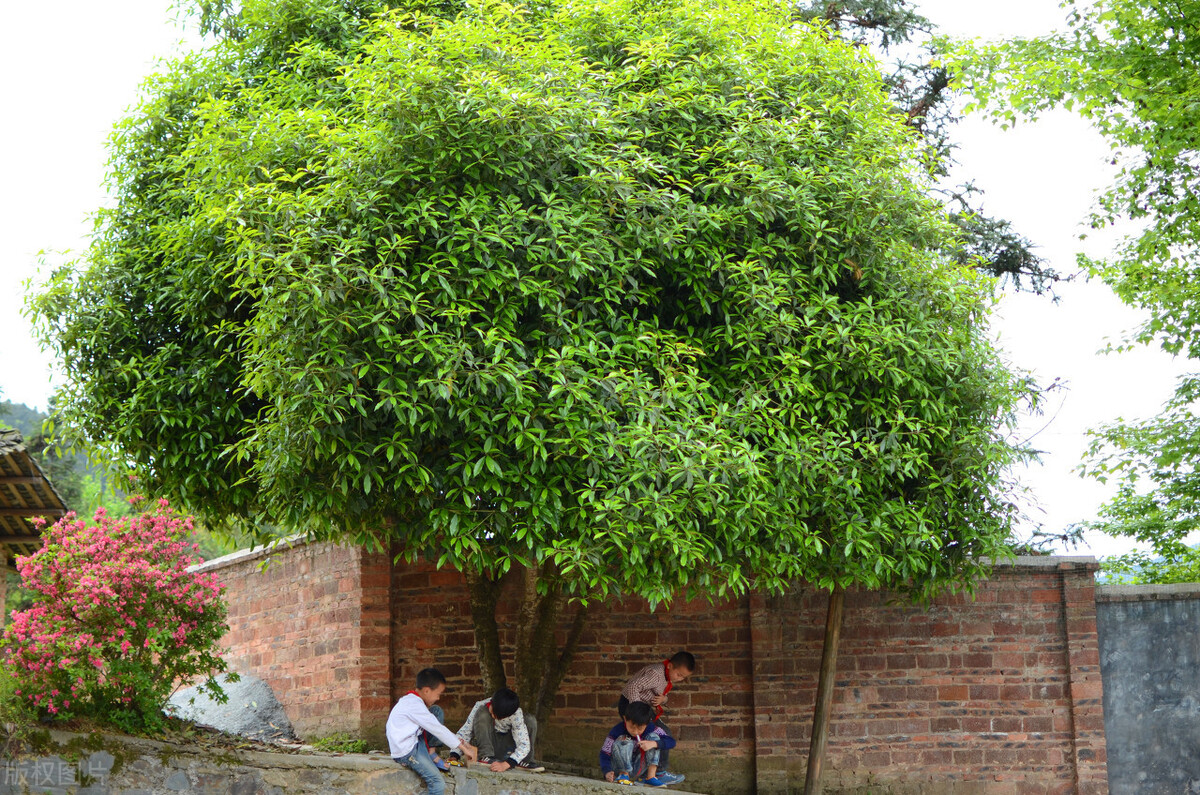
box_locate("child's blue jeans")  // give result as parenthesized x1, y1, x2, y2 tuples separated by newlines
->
(395, 705, 447, 795)
(611, 736, 660, 779)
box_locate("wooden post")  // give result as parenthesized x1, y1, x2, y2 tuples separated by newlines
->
(803, 586, 845, 795)
(0, 547, 8, 628)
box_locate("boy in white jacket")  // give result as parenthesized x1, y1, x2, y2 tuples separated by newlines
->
(386, 668, 478, 795)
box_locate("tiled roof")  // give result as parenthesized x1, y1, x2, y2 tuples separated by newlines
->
(0, 429, 66, 564)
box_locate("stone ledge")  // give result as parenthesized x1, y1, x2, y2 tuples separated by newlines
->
(7, 731, 703, 795)
(188, 533, 313, 574)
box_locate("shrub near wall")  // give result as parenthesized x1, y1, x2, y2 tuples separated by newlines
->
(4, 501, 231, 733)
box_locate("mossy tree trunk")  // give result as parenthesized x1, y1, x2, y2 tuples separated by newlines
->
(463, 564, 591, 726)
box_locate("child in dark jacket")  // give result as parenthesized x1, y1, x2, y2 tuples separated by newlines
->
(599, 701, 678, 787)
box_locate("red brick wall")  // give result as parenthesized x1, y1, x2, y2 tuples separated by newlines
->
(209, 545, 1107, 794)
(748, 560, 1107, 794)
(196, 539, 393, 746)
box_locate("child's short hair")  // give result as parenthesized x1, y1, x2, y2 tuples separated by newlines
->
(415, 668, 447, 690)
(669, 651, 696, 671)
(490, 688, 520, 720)
(624, 700, 654, 726)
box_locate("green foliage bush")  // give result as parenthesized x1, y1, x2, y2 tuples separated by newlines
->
(0, 662, 36, 754)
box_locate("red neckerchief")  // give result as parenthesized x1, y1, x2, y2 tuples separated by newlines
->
(656, 660, 673, 720)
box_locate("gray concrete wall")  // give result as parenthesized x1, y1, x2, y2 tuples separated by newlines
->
(1097, 584, 1200, 795)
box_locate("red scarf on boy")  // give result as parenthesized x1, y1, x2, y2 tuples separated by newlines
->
(657, 660, 673, 720)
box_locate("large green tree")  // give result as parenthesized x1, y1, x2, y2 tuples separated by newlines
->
(34, 0, 1027, 720)
(950, 0, 1200, 580)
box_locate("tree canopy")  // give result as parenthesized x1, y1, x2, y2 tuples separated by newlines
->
(950, 0, 1200, 577)
(34, 0, 1027, 605)
(799, 0, 1060, 296)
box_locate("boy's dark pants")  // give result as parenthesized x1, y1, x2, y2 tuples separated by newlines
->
(472, 709, 538, 762)
(617, 695, 673, 770)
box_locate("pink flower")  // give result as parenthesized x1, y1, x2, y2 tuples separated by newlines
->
(7, 499, 229, 726)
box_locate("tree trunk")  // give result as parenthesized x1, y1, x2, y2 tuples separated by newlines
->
(464, 568, 507, 694)
(803, 586, 845, 795)
(512, 563, 592, 726)
(466, 563, 592, 727)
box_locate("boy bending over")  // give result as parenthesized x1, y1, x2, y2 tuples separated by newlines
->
(449, 687, 545, 772)
(600, 700, 676, 787)
(386, 668, 477, 795)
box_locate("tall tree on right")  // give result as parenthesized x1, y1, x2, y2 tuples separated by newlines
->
(950, 0, 1200, 579)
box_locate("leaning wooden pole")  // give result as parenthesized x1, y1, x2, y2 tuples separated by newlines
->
(803, 585, 846, 795)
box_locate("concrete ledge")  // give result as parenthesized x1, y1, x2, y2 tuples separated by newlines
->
(5, 731, 703, 795)
(189, 533, 312, 574)
(991, 555, 1099, 571)
(1097, 582, 1200, 602)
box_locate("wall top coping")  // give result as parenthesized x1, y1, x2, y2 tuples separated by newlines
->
(189, 533, 315, 574)
(1097, 581, 1200, 602)
(190, 536, 1098, 577)
(993, 555, 1099, 572)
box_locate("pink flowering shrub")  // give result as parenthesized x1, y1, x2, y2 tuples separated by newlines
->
(2, 498, 232, 732)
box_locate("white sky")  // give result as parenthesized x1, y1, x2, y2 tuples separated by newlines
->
(1, 0, 192, 408)
(0, 0, 1187, 559)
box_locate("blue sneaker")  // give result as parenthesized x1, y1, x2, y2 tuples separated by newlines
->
(640, 775, 668, 787)
(655, 771, 686, 785)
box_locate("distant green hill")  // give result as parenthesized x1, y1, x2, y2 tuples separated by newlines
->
(0, 401, 48, 439)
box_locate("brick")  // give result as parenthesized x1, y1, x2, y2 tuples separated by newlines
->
(938, 685, 969, 701)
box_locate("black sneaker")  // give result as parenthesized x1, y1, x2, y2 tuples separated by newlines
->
(513, 759, 545, 773)
(479, 756, 499, 764)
